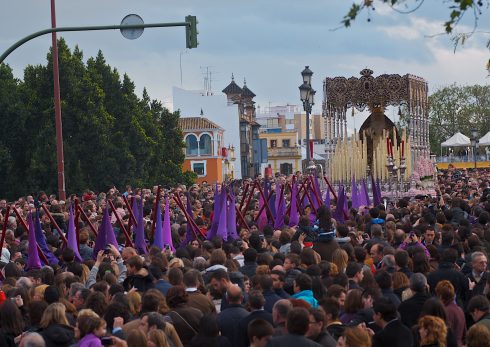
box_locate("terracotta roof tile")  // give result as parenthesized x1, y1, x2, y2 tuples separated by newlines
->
(179, 117, 223, 131)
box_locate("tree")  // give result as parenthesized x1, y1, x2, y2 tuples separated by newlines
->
(428, 84, 490, 154)
(0, 38, 194, 199)
(342, 0, 490, 72)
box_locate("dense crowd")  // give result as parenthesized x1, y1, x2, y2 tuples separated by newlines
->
(1, 167, 490, 347)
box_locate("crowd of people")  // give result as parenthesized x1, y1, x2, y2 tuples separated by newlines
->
(0, 167, 490, 347)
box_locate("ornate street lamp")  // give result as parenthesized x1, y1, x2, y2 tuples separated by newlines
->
(299, 66, 315, 170)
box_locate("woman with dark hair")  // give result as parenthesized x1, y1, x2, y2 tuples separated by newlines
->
(340, 289, 363, 325)
(311, 206, 340, 262)
(166, 285, 203, 346)
(190, 314, 231, 347)
(412, 251, 431, 275)
(0, 299, 24, 347)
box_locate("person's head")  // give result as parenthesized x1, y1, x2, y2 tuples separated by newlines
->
(467, 295, 490, 322)
(73, 288, 90, 310)
(226, 284, 243, 305)
(306, 308, 326, 339)
(19, 332, 46, 347)
(424, 226, 436, 245)
(394, 250, 409, 269)
(183, 269, 201, 288)
(28, 300, 49, 328)
(373, 298, 397, 325)
(418, 315, 447, 347)
(286, 307, 310, 335)
(76, 309, 106, 338)
(271, 270, 286, 290)
(337, 326, 371, 347)
(410, 273, 428, 293)
(320, 298, 340, 323)
(293, 273, 312, 293)
(126, 329, 148, 346)
(248, 319, 274, 347)
(471, 251, 488, 274)
(346, 262, 364, 283)
(126, 255, 143, 275)
(0, 299, 24, 336)
(272, 299, 292, 325)
(209, 269, 230, 293)
(84, 291, 107, 317)
(166, 285, 188, 308)
(39, 302, 69, 329)
(343, 289, 363, 314)
(375, 270, 392, 290)
(326, 284, 347, 308)
(147, 330, 168, 347)
(435, 280, 455, 305)
(466, 323, 490, 347)
(370, 243, 384, 264)
(248, 290, 266, 310)
(139, 312, 166, 334)
(284, 254, 300, 271)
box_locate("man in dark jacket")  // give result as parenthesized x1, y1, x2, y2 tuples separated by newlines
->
(122, 255, 154, 292)
(239, 248, 258, 278)
(238, 290, 273, 347)
(271, 270, 290, 299)
(466, 251, 488, 298)
(427, 248, 469, 306)
(372, 298, 413, 347)
(398, 273, 431, 328)
(258, 275, 282, 313)
(268, 307, 321, 347)
(217, 285, 248, 347)
(306, 308, 336, 347)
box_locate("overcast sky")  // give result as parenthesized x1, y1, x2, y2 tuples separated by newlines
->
(1, 0, 489, 114)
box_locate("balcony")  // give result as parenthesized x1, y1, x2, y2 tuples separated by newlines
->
(268, 147, 301, 158)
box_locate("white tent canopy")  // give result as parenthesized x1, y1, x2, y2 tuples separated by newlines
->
(479, 131, 490, 146)
(441, 132, 471, 147)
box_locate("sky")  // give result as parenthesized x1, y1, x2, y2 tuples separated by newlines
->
(1, 0, 489, 118)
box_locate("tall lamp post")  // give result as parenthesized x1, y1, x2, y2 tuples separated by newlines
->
(299, 66, 316, 171)
(471, 128, 479, 169)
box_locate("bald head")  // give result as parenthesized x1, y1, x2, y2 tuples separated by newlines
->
(272, 299, 292, 324)
(20, 332, 45, 347)
(227, 285, 243, 304)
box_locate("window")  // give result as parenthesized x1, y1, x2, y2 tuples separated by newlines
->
(270, 140, 277, 148)
(282, 139, 290, 148)
(199, 134, 212, 155)
(185, 134, 198, 156)
(280, 163, 293, 175)
(191, 161, 206, 177)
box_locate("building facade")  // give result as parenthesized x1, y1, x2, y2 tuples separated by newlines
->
(179, 117, 231, 184)
(259, 128, 302, 175)
(222, 76, 263, 178)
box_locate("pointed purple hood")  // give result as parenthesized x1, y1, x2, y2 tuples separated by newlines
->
(289, 181, 299, 227)
(27, 213, 41, 270)
(67, 207, 83, 262)
(93, 207, 118, 258)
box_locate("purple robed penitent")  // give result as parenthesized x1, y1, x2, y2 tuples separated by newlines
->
(274, 184, 285, 229)
(227, 192, 238, 240)
(35, 210, 59, 265)
(289, 181, 299, 227)
(133, 199, 147, 254)
(153, 199, 164, 250)
(333, 186, 345, 224)
(216, 188, 228, 241)
(207, 185, 221, 240)
(27, 213, 41, 270)
(162, 196, 175, 251)
(93, 207, 118, 258)
(66, 208, 82, 262)
(360, 179, 371, 207)
(351, 177, 360, 210)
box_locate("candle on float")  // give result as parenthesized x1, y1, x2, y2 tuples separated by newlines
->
(401, 140, 405, 158)
(386, 137, 390, 154)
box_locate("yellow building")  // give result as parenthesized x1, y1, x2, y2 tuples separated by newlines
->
(259, 129, 302, 175)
